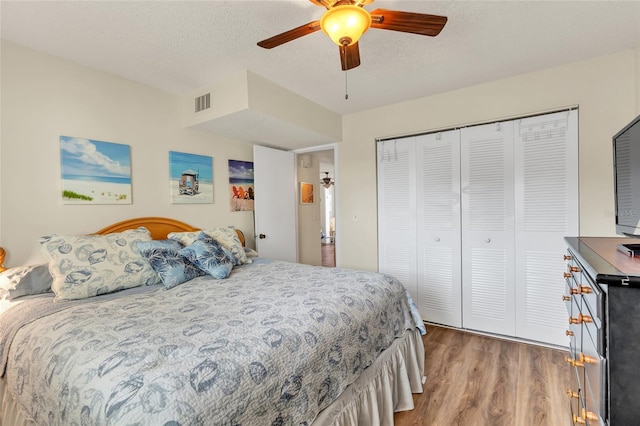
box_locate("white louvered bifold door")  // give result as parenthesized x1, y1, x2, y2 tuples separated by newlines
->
(514, 110, 579, 346)
(416, 131, 462, 327)
(461, 122, 516, 336)
(377, 138, 418, 302)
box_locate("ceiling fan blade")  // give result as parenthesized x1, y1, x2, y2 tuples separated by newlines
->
(369, 8, 447, 37)
(340, 42, 361, 71)
(308, 0, 331, 9)
(257, 21, 321, 49)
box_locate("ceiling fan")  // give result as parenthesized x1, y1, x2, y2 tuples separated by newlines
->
(321, 172, 334, 188)
(257, 0, 448, 71)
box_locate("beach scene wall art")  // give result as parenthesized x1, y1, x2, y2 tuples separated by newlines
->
(169, 151, 213, 204)
(228, 160, 254, 211)
(60, 136, 132, 204)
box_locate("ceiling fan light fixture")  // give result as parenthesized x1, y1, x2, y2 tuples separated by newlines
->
(320, 5, 371, 46)
(321, 172, 335, 188)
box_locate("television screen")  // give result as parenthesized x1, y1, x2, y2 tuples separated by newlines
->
(614, 114, 640, 236)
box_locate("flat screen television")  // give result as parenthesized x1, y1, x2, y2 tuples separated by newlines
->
(614, 114, 640, 236)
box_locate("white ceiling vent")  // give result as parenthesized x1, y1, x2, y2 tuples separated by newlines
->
(195, 93, 211, 113)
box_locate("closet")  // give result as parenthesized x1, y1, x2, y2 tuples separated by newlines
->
(377, 110, 578, 346)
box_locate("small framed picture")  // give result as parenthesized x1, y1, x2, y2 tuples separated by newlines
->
(300, 182, 314, 204)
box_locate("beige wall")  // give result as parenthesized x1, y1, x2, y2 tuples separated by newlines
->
(338, 48, 640, 272)
(1, 41, 255, 265)
(247, 72, 342, 142)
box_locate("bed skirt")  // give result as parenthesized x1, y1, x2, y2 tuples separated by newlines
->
(0, 328, 425, 426)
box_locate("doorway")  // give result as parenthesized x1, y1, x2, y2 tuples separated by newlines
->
(294, 144, 337, 267)
(318, 152, 335, 267)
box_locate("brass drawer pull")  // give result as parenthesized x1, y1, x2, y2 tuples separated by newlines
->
(584, 410, 598, 421)
(564, 356, 584, 367)
(565, 353, 596, 367)
(564, 272, 572, 278)
(580, 353, 597, 365)
(562, 295, 571, 302)
(569, 316, 581, 325)
(566, 285, 592, 294)
(574, 409, 599, 423)
(566, 330, 574, 336)
(570, 266, 581, 273)
(565, 387, 579, 398)
(573, 414, 586, 424)
(569, 314, 592, 324)
(579, 313, 593, 323)
(564, 255, 573, 261)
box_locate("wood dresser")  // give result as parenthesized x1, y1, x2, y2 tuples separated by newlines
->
(564, 237, 640, 425)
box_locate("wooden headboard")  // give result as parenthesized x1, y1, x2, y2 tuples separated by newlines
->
(95, 217, 246, 246)
(0, 217, 246, 271)
(0, 248, 6, 273)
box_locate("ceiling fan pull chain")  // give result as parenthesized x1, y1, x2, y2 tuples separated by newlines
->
(345, 71, 349, 100)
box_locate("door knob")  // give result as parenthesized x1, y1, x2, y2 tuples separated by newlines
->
(259, 234, 266, 239)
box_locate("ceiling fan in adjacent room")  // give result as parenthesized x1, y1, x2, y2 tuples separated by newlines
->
(321, 172, 335, 188)
(257, 0, 448, 71)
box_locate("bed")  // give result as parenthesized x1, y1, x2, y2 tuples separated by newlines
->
(0, 217, 426, 425)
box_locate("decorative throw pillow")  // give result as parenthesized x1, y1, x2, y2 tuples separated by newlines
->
(204, 226, 249, 265)
(0, 264, 53, 300)
(135, 239, 204, 289)
(165, 231, 199, 247)
(179, 232, 235, 279)
(168, 225, 248, 265)
(244, 247, 259, 258)
(40, 227, 160, 301)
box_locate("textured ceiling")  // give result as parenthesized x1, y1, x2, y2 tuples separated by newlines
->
(1, 1, 639, 117)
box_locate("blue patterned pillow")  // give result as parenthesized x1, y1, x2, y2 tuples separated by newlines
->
(179, 232, 235, 279)
(135, 239, 204, 289)
(168, 225, 247, 265)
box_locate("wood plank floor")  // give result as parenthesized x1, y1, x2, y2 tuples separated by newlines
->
(394, 325, 570, 426)
(321, 243, 335, 267)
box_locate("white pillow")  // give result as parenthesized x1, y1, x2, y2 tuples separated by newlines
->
(40, 227, 160, 301)
(244, 247, 259, 258)
(0, 264, 53, 300)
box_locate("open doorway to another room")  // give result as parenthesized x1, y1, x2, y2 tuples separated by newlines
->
(319, 163, 335, 267)
(296, 147, 336, 267)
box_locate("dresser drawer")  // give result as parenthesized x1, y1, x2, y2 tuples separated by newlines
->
(565, 259, 582, 292)
(565, 253, 605, 357)
(579, 278, 604, 355)
(564, 279, 576, 316)
(584, 375, 606, 426)
(582, 299, 604, 356)
(582, 330, 606, 423)
(567, 295, 581, 359)
(568, 366, 583, 426)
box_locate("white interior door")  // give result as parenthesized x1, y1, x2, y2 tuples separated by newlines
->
(416, 130, 462, 327)
(514, 110, 579, 345)
(461, 122, 516, 336)
(253, 145, 297, 262)
(377, 138, 418, 303)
